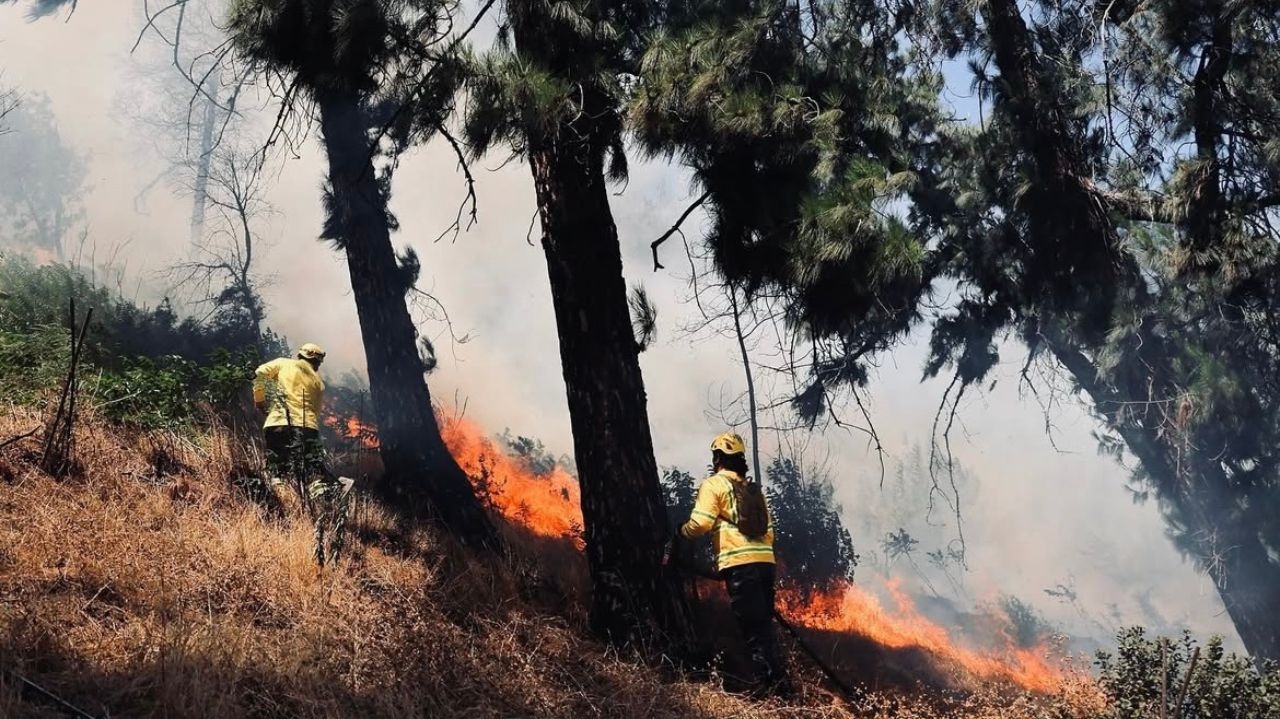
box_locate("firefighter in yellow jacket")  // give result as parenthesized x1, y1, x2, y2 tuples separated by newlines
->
(253, 343, 328, 486)
(678, 431, 790, 694)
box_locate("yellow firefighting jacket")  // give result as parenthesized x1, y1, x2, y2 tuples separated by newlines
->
(253, 358, 324, 430)
(680, 469, 775, 571)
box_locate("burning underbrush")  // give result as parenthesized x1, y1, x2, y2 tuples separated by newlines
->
(432, 415, 1073, 693)
(0, 406, 1103, 718)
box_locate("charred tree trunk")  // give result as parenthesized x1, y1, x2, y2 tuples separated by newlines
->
(983, 0, 1280, 660)
(522, 118, 691, 651)
(317, 89, 496, 549)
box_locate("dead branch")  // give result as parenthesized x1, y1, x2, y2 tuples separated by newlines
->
(368, 0, 499, 154)
(41, 300, 93, 477)
(0, 426, 39, 451)
(651, 190, 711, 271)
(431, 119, 480, 243)
(771, 608, 863, 702)
(926, 370, 967, 567)
(525, 208, 539, 246)
(3, 668, 100, 719)
(850, 387, 887, 488)
(728, 283, 763, 480)
(1171, 645, 1200, 719)
(0, 85, 17, 135)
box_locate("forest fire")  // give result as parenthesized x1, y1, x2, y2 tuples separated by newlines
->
(440, 415, 585, 548)
(325, 409, 1064, 693)
(777, 581, 1063, 693)
(323, 414, 379, 449)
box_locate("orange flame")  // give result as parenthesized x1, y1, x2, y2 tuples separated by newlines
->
(325, 409, 1066, 693)
(440, 415, 584, 549)
(778, 579, 1064, 692)
(323, 414, 380, 449)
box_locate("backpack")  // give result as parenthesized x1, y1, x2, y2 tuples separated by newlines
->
(730, 478, 769, 539)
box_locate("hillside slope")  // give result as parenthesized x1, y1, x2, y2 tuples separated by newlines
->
(0, 408, 1096, 718)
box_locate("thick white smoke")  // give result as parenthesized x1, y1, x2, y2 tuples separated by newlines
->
(0, 0, 1241, 654)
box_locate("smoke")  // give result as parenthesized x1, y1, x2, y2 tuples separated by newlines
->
(0, 0, 1242, 656)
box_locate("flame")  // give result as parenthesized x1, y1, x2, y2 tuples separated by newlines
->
(323, 414, 380, 449)
(440, 415, 584, 548)
(778, 579, 1064, 693)
(324, 408, 1066, 693)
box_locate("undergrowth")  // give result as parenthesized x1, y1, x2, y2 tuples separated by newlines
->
(0, 407, 1106, 719)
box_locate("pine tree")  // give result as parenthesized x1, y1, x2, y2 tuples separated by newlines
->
(462, 0, 692, 650)
(226, 0, 497, 547)
(641, 0, 1280, 659)
(882, 0, 1280, 660)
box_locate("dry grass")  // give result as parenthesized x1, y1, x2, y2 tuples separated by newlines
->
(0, 407, 1103, 718)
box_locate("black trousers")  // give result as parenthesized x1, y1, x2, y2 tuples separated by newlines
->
(722, 562, 786, 685)
(263, 426, 329, 483)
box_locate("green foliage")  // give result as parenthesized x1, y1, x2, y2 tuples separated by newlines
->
(462, 0, 647, 178)
(462, 50, 576, 157)
(93, 349, 258, 429)
(227, 0, 395, 96)
(660, 467, 696, 531)
(765, 457, 858, 592)
(93, 356, 201, 429)
(225, 0, 466, 150)
(0, 323, 71, 404)
(0, 256, 271, 427)
(658, 466, 715, 571)
(635, 0, 1280, 656)
(628, 284, 657, 352)
(1095, 629, 1280, 719)
(881, 527, 919, 563)
(630, 0, 937, 422)
(0, 0, 76, 20)
(0, 256, 266, 363)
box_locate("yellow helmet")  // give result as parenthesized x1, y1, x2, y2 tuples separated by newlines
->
(297, 343, 326, 361)
(710, 431, 747, 456)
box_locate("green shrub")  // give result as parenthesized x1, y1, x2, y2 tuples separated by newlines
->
(91, 349, 258, 429)
(1, 256, 274, 426)
(0, 324, 71, 404)
(1095, 627, 1280, 719)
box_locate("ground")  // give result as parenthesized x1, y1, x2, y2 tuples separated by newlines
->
(0, 407, 1101, 718)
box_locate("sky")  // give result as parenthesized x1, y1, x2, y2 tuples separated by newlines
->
(0, 1, 1241, 650)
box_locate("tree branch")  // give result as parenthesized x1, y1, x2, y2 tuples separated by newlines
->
(651, 190, 711, 271)
(432, 119, 479, 243)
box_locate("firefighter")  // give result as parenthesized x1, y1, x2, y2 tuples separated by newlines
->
(252, 343, 353, 565)
(676, 431, 791, 696)
(253, 342, 338, 499)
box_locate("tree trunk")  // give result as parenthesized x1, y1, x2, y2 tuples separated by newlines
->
(316, 89, 496, 549)
(728, 284, 762, 481)
(524, 127, 691, 650)
(191, 75, 220, 248)
(1050, 335, 1280, 660)
(983, 0, 1280, 660)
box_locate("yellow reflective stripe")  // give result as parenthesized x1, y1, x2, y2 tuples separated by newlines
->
(691, 510, 717, 520)
(721, 545, 773, 558)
